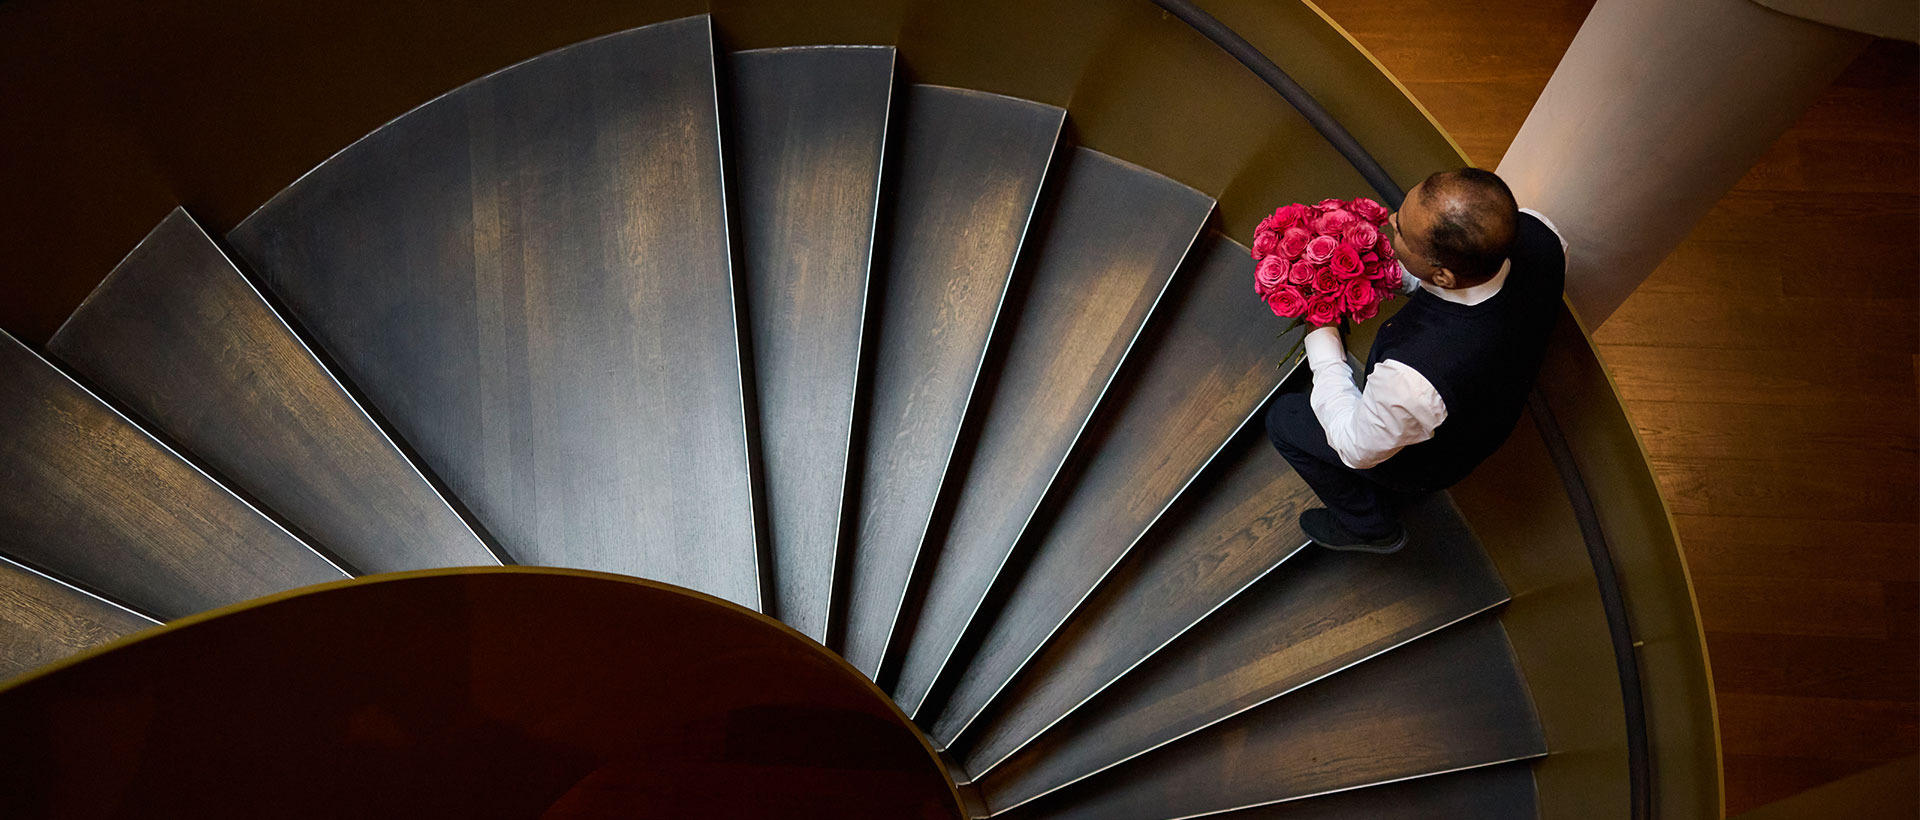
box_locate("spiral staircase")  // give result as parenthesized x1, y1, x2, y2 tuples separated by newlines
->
(0, 5, 1718, 819)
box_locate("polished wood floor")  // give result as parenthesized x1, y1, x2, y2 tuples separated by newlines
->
(1313, 0, 1920, 813)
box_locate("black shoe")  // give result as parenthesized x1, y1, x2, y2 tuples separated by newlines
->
(1299, 508, 1407, 554)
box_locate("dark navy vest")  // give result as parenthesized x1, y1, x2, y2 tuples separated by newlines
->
(1364, 212, 1566, 487)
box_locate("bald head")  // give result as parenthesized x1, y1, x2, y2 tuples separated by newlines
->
(1406, 168, 1518, 285)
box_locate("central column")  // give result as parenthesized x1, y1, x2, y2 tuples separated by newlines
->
(1496, 0, 1870, 325)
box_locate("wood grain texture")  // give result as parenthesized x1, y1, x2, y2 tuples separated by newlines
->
(996, 617, 1544, 820)
(955, 421, 1312, 776)
(48, 208, 498, 575)
(727, 46, 895, 642)
(1731, 754, 1919, 820)
(1722, 753, 1914, 816)
(1674, 456, 1915, 523)
(1302, 0, 1593, 169)
(1220, 762, 1538, 820)
(1692, 576, 1889, 639)
(0, 332, 346, 619)
(1314, 3, 1918, 809)
(0, 555, 156, 682)
(227, 18, 762, 606)
(977, 492, 1510, 812)
(1671, 515, 1916, 582)
(835, 85, 1064, 677)
(1599, 345, 1916, 408)
(1595, 289, 1917, 353)
(1703, 632, 1917, 702)
(921, 233, 1297, 746)
(886, 147, 1213, 713)
(1718, 692, 1917, 764)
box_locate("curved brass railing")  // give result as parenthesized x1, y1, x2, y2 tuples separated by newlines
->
(1527, 387, 1655, 819)
(1145, 0, 1402, 208)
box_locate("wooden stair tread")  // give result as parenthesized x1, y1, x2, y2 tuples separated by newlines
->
(0, 555, 156, 681)
(0, 332, 347, 619)
(835, 84, 1064, 677)
(980, 493, 1511, 811)
(957, 421, 1312, 774)
(923, 232, 1299, 745)
(997, 616, 1545, 819)
(48, 208, 497, 575)
(227, 16, 761, 606)
(728, 45, 896, 642)
(889, 146, 1213, 714)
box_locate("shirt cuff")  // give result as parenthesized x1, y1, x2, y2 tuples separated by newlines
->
(1303, 325, 1346, 372)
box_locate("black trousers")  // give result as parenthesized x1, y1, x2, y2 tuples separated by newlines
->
(1264, 390, 1434, 539)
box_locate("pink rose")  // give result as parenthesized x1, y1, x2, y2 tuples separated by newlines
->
(1266, 284, 1308, 318)
(1288, 260, 1317, 285)
(1315, 209, 1357, 235)
(1343, 278, 1379, 311)
(1314, 197, 1347, 211)
(1262, 204, 1311, 234)
(1313, 266, 1341, 295)
(1375, 234, 1394, 258)
(1343, 222, 1379, 250)
(1348, 197, 1390, 224)
(1254, 255, 1286, 295)
(1302, 234, 1337, 265)
(1278, 227, 1311, 259)
(1277, 203, 1314, 229)
(1329, 243, 1364, 279)
(1250, 229, 1280, 260)
(1305, 294, 1342, 327)
(1259, 204, 1298, 233)
(1352, 299, 1381, 322)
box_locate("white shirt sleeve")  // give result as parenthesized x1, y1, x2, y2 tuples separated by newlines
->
(1301, 326, 1449, 470)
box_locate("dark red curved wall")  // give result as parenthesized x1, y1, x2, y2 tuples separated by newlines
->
(0, 571, 958, 819)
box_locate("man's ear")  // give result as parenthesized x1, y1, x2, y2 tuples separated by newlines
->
(1430, 266, 1457, 289)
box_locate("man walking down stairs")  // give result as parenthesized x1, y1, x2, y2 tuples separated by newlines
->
(1268, 168, 1568, 553)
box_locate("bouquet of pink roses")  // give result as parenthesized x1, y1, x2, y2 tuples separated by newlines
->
(1251, 196, 1402, 365)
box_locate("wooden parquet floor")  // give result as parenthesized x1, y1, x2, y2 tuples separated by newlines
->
(1312, 0, 1920, 813)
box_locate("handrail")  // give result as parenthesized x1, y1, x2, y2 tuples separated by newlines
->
(1530, 390, 1656, 820)
(1153, 3, 1657, 818)
(1148, 0, 1403, 209)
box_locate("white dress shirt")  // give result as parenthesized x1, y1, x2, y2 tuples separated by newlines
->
(1304, 209, 1567, 470)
